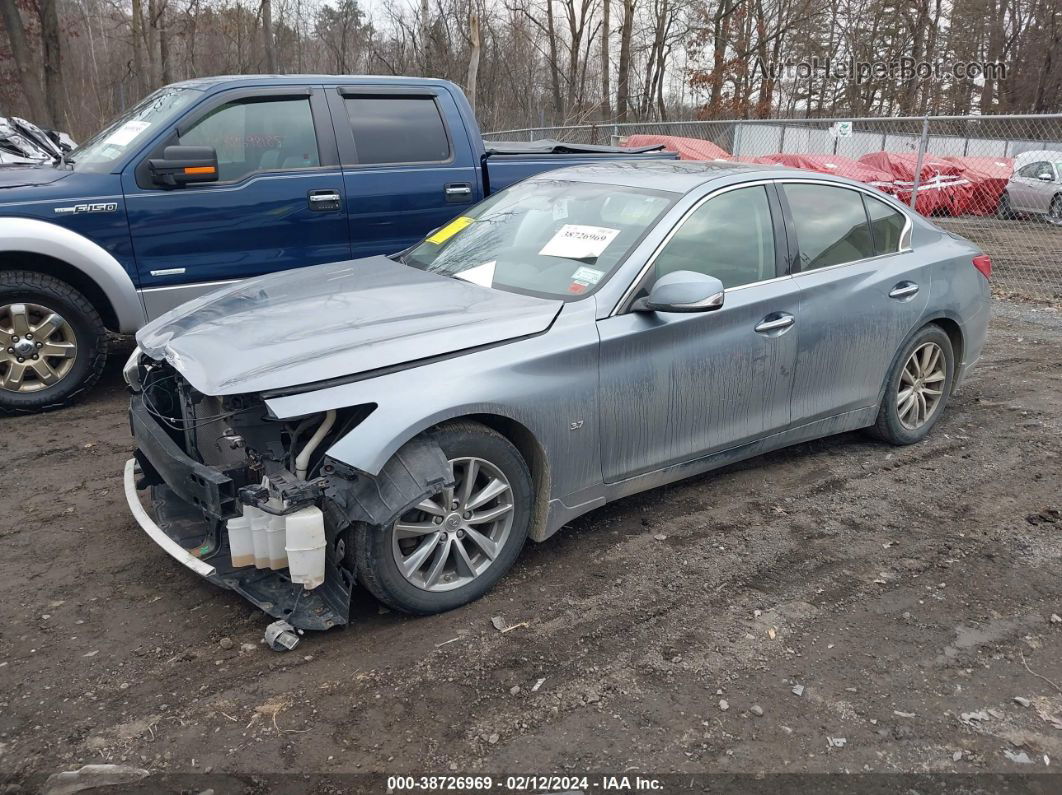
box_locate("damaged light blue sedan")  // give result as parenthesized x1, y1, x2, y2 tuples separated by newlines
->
(123, 161, 991, 629)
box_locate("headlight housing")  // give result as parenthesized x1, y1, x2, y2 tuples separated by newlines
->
(123, 346, 144, 391)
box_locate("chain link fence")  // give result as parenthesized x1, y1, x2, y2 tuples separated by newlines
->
(485, 115, 1062, 302)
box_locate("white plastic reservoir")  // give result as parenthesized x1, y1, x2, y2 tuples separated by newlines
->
(224, 502, 326, 590)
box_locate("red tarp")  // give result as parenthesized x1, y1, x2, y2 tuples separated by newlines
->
(941, 155, 1014, 215)
(857, 151, 975, 215)
(623, 134, 731, 161)
(753, 153, 898, 194)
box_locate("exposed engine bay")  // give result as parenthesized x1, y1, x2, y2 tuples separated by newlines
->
(127, 357, 453, 629)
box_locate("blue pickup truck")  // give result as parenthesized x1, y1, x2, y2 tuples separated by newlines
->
(0, 75, 670, 412)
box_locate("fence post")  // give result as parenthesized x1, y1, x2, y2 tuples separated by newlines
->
(909, 116, 930, 211)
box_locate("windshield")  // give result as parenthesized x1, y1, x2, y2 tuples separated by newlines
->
(403, 179, 676, 299)
(70, 87, 201, 172)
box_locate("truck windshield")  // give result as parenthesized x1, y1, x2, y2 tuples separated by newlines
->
(403, 179, 676, 299)
(70, 87, 201, 172)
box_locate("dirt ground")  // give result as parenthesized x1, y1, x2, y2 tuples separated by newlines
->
(1, 299, 1061, 792)
(936, 216, 1062, 303)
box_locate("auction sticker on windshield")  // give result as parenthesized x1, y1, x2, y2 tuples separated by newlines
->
(539, 224, 620, 260)
(104, 120, 152, 147)
(427, 216, 474, 245)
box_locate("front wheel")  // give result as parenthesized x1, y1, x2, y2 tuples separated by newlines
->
(352, 421, 532, 615)
(868, 324, 954, 445)
(0, 271, 109, 414)
(997, 192, 1015, 219)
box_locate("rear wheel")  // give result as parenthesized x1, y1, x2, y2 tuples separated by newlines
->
(868, 324, 954, 445)
(0, 271, 108, 414)
(1048, 195, 1062, 227)
(353, 421, 532, 615)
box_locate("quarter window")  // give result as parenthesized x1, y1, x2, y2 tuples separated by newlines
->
(179, 97, 320, 182)
(650, 186, 776, 289)
(344, 96, 451, 165)
(864, 195, 908, 254)
(784, 184, 875, 270)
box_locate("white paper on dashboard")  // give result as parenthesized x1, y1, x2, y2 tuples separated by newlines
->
(539, 224, 620, 260)
(104, 120, 152, 147)
(455, 260, 496, 287)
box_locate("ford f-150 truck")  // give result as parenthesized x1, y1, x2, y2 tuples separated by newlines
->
(0, 75, 670, 413)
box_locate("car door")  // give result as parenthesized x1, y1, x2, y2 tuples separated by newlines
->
(123, 86, 350, 318)
(326, 85, 482, 259)
(597, 183, 799, 482)
(781, 181, 929, 424)
(1011, 161, 1048, 211)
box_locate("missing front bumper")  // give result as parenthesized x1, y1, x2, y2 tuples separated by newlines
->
(124, 458, 353, 630)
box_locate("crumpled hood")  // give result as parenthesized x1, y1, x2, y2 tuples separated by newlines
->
(137, 256, 563, 396)
(0, 165, 72, 189)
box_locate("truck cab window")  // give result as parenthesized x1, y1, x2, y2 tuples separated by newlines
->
(179, 97, 320, 182)
(344, 96, 451, 165)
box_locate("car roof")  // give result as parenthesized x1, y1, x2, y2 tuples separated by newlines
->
(523, 159, 864, 194)
(1014, 149, 1062, 164)
(168, 74, 455, 91)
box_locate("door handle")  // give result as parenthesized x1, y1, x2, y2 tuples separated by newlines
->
(307, 190, 341, 211)
(754, 313, 795, 334)
(444, 183, 473, 203)
(889, 281, 920, 300)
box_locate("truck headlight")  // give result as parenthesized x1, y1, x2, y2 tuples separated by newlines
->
(123, 346, 144, 391)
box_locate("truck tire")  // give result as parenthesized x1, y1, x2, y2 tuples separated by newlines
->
(352, 421, 532, 615)
(0, 270, 109, 414)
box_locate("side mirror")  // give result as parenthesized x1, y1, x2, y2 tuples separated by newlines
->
(631, 270, 725, 313)
(1037, 172, 1054, 182)
(148, 145, 219, 187)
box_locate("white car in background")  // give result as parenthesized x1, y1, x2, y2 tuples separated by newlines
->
(1000, 150, 1062, 225)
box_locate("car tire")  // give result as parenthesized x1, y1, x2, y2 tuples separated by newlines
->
(352, 421, 532, 615)
(1048, 195, 1062, 227)
(996, 192, 1015, 219)
(868, 324, 954, 446)
(0, 271, 108, 414)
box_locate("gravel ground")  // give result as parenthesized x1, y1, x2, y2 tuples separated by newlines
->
(1, 299, 1061, 791)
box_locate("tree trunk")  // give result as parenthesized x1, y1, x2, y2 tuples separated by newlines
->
(600, 0, 611, 119)
(38, 0, 64, 127)
(466, 14, 481, 113)
(545, 0, 564, 118)
(262, 0, 276, 72)
(158, 0, 173, 84)
(0, 0, 48, 120)
(616, 0, 635, 121)
(131, 0, 146, 97)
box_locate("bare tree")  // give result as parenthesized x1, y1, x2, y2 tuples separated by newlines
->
(0, 0, 48, 120)
(466, 12, 481, 111)
(262, 0, 276, 72)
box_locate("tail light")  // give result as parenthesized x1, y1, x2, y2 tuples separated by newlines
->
(972, 254, 992, 280)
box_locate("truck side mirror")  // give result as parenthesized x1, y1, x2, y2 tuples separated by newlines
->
(148, 145, 219, 187)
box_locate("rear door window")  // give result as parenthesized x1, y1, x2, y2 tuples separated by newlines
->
(343, 96, 451, 165)
(864, 195, 908, 255)
(783, 184, 875, 270)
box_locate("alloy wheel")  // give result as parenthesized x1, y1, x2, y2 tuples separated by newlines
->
(1049, 197, 1062, 227)
(391, 456, 515, 592)
(897, 341, 946, 430)
(0, 303, 78, 393)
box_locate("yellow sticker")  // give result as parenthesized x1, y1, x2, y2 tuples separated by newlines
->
(426, 216, 473, 245)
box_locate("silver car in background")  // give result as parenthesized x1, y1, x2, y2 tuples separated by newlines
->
(122, 161, 991, 629)
(1001, 149, 1062, 224)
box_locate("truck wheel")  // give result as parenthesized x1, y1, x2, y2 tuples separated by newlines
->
(0, 270, 109, 414)
(353, 421, 532, 615)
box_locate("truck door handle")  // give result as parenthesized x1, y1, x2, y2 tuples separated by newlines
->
(754, 313, 795, 334)
(889, 281, 920, 300)
(444, 183, 473, 202)
(307, 190, 341, 211)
